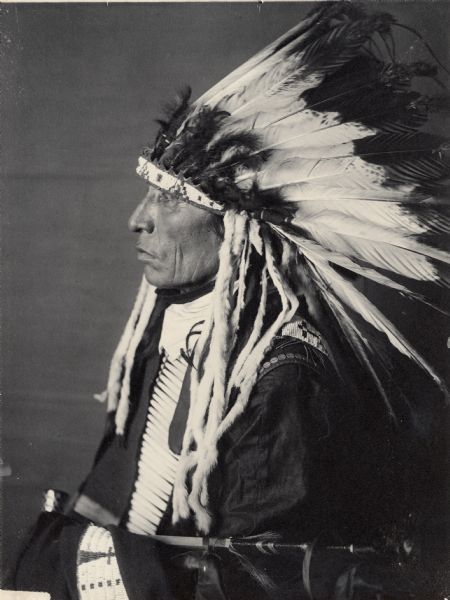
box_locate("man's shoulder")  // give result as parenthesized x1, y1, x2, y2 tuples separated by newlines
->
(257, 316, 331, 381)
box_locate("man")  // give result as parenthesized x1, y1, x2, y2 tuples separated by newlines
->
(12, 3, 449, 599)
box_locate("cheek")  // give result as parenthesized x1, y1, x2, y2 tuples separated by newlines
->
(176, 225, 220, 278)
(193, 221, 220, 254)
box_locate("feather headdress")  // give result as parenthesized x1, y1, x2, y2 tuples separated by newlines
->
(106, 3, 449, 532)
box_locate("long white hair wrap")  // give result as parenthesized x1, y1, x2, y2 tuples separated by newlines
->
(96, 276, 157, 435)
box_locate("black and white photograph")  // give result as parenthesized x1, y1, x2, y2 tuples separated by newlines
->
(2, 2, 450, 598)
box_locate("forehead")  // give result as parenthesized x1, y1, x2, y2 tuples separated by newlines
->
(145, 184, 181, 203)
(144, 183, 219, 227)
(145, 184, 217, 218)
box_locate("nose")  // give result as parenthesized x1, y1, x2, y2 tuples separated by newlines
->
(128, 195, 155, 233)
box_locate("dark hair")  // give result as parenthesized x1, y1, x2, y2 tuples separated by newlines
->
(207, 212, 224, 239)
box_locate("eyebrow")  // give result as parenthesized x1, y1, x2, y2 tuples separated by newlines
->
(147, 185, 184, 206)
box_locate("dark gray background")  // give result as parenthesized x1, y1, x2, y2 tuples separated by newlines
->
(2, 1, 449, 576)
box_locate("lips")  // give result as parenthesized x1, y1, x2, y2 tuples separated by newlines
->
(136, 246, 158, 261)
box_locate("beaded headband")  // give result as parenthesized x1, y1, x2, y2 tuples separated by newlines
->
(136, 157, 226, 214)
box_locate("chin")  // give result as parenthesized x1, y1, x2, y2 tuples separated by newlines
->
(143, 265, 177, 289)
(143, 265, 166, 288)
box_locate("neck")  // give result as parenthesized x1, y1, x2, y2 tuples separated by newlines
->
(156, 278, 215, 305)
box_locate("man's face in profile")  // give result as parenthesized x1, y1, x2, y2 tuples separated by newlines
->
(129, 186, 221, 289)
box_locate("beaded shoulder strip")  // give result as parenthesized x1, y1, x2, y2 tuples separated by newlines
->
(280, 319, 328, 356)
(257, 318, 329, 380)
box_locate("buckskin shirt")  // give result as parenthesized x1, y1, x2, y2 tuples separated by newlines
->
(12, 284, 415, 600)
